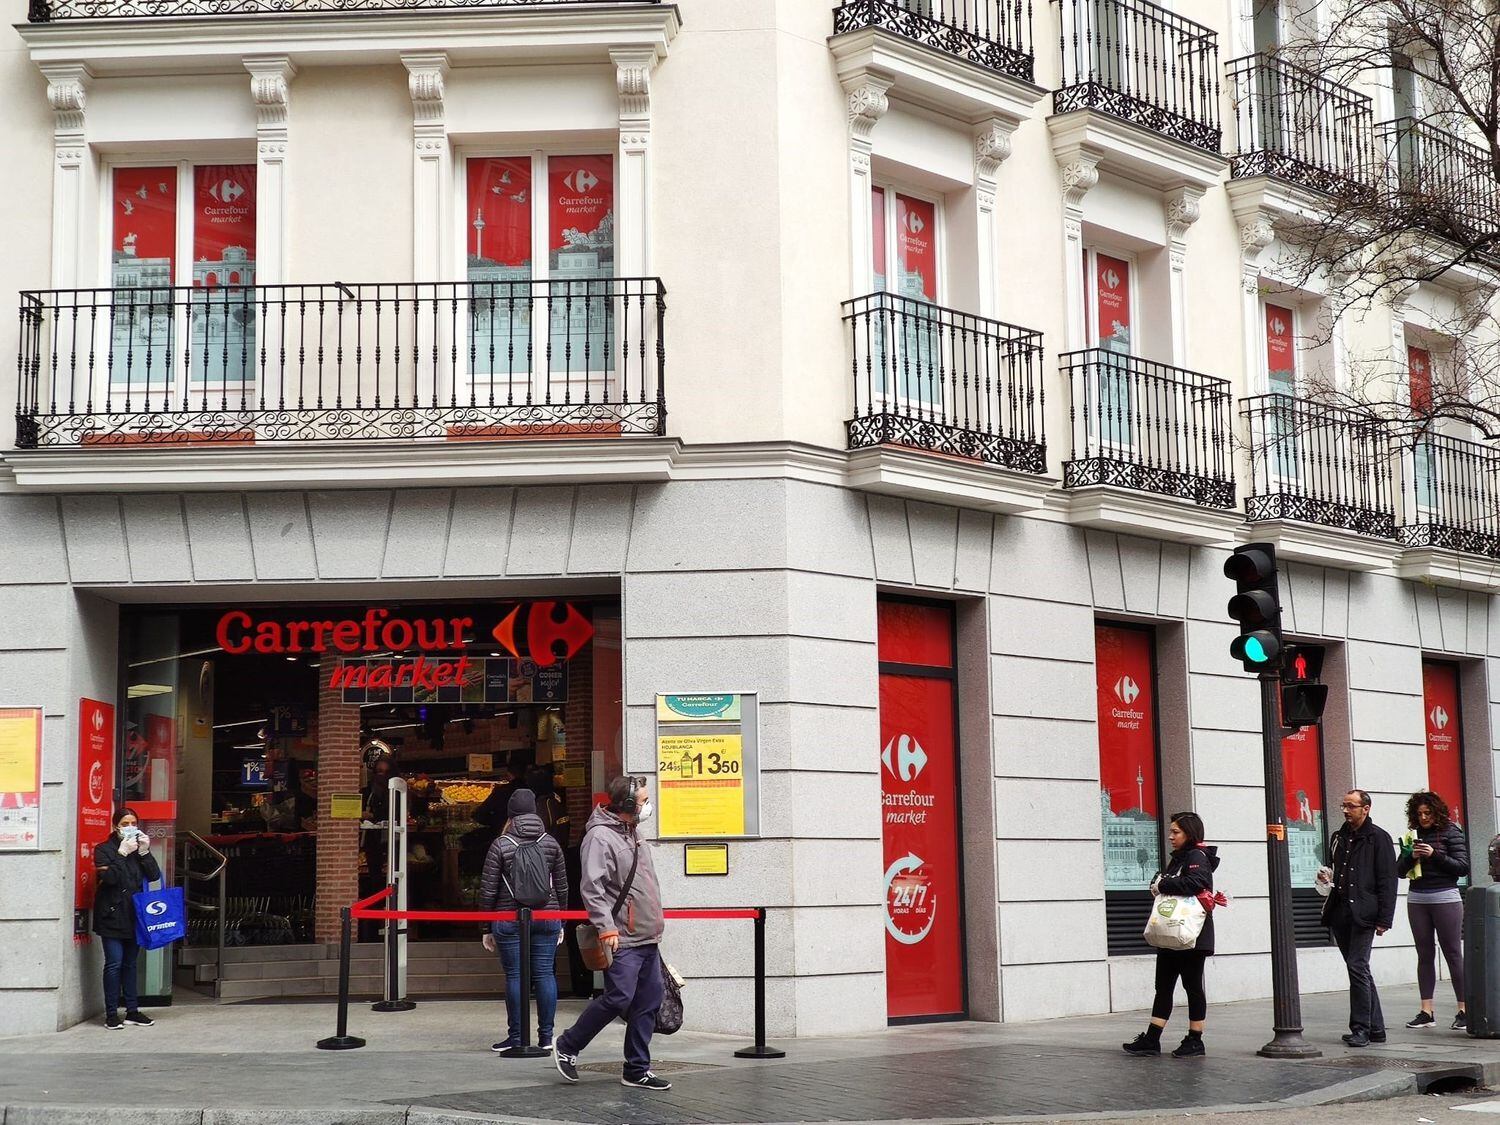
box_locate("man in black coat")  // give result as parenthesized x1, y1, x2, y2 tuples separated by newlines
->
(1319, 789, 1397, 1047)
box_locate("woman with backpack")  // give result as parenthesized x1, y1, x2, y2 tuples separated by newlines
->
(479, 787, 569, 1053)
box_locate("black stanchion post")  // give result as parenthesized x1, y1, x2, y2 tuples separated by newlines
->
(316, 906, 366, 1050)
(503, 907, 550, 1059)
(734, 908, 785, 1059)
(373, 883, 416, 1013)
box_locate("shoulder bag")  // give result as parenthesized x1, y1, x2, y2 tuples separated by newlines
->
(576, 831, 639, 971)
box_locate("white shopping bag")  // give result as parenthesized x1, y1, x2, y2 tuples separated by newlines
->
(1143, 894, 1206, 950)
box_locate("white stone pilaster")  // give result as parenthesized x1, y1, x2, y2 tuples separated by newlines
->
(403, 53, 450, 286)
(42, 64, 90, 289)
(246, 57, 295, 286)
(611, 48, 657, 280)
(1237, 214, 1274, 393)
(842, 71, 892, 296)
(1056, 150, 1099, 351)
(1163, 185, 1203, 367)
(974, 118, 1016, 319)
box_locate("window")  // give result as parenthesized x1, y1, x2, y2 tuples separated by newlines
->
(1264, 302, 1300, 479)
(464, 154, 615, 389)
(108, 163, 258, 389)
(1409, 343, 1438, 511)
(1083, 249, 1136, 449)
(1283, 720, 1332, 945)
(870, 185, 941, 405)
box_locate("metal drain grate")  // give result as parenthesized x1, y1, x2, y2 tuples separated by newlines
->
(1306, 1055, 1462, 1072)
(577, 1059, 722, 1076)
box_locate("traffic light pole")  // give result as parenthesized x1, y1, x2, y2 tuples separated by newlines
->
(1257, 672, 1321, 1059)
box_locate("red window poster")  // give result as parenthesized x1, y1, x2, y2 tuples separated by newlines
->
(548, 155, 614, 272)
(1422, 661, 1465, 826)
(1281, 724, 1326, 887)
(112, 167, 178, 286)
(1409, 345, 1433, 412)
(467, 157, 533, 270)
(1095, 624, 1161, 890)
(191, 165, 256, 287)
(1094, 253, 1132, 354)
(871, 186, 887, 291)
(1265, 303, 1296, 391)
(894, 194, 937, 302)
(878, 600, 963, 1020)
(74, 698, 115, 939)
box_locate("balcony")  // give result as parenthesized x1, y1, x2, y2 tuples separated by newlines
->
(1052, 0, 1220, 154)
(16, 279, 665, 450)
(1226, 55, 1374, 201)
(1397, 433, 1500, 560)
(1241, 394, 1400, 569)
(30, 0, 655, 19)
(842, 292, 1051, 511)
(831, 0, 1034, 83)
(1376, 118, 1500, 250)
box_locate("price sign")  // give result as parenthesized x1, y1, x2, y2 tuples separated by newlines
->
(654, 692, 759, 840)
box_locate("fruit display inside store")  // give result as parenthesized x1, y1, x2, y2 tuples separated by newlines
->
(436, 780, 495, 804)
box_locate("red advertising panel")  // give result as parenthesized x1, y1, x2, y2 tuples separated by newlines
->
(467, 157, 533, 269)
(191, 165, 256, 286)
(74, 698, 115, 940)
(1095, 624, 1161, 889)
(1281, 723, 1326, 887)
(871, 186, 887, 287)
(1265, 303, 1296, 390)
(895, 193, 937, 301)
(879, 671, 963, 1019)
(548, 155, 614, 264)
(1422, 661, 1465, 826)
(112, 166, 178, 284)
(1408, 345, 1433, 412)
(1094, 253, 1132, 353)
(877, 600, 954, 669)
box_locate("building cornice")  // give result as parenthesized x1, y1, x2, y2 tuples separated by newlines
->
(1048, 110, 1227, 194)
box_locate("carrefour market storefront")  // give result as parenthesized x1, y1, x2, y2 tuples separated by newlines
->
(113, 598, 620, 1002)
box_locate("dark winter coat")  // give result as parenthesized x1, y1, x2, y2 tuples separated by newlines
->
(1155, 844, 1220, 955)
(477, 812, 568, 932)
(91, 834, 162, 941)
(1396, 821, 1469, 894)
(1322, 819, 1397, 931)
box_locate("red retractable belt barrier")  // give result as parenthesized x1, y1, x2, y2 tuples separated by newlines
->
(317, 889, 783, 1062)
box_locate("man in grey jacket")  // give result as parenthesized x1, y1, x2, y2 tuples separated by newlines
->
(555, 776, 670, 1091)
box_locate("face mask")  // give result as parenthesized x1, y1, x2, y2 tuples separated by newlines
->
(637, 799, 654, 823)
(120, 825, 140, 838)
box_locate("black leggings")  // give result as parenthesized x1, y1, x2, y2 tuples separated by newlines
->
(1409, 899, 1465, 1003)
(1152, 949, 1208, 1022)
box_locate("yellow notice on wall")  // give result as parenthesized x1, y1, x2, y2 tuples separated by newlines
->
(329, 793, 363, 820)
(0, 708, 41, 795)
(657, 733, 745, 838)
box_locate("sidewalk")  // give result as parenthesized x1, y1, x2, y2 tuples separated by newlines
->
(0, 988, 1496, 1124)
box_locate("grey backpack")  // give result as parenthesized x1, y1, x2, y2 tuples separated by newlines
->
(502, 836, 552, 908)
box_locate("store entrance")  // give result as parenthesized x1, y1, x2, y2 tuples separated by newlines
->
(120, 598, 621, 1002)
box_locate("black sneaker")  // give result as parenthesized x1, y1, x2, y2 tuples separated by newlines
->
(555, 1049, 579, 1083)
(1171, 1034, 1205, 1058)
(1369, 1031, 1387, 1043)
(492, 1039, 519, 1054)
(621, 1072, 672, 1091)
(1122, 1032, 1161, 1056)
(1342, 1031, 1370, 1048)
(123, 1011, 154, 1028)
(1405, 1011, 1435, 1029)
(105, 1013, 124, 1031)
(1453, 1012, 1468, 1031)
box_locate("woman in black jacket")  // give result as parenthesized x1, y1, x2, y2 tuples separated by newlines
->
(92, 807, 162, 1030)
(1397, 791, 1469, 1030)
(1124, 812, 1220, 1059)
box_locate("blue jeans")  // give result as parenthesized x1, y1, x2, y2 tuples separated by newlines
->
(558, 943, 663, 1080)
(101, 936, 140, 1017)
(492, 918, 562, 1045)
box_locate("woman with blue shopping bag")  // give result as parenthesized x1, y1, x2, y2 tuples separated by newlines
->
(92, 808, 162, 1030)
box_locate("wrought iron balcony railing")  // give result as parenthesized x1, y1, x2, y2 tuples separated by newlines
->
(1062, 349, 1234, 507)
(1397, 432, 1500, 558)
(1376, 118, 1500, 248)
(843, 291, 1046, 473)
(832, 0, 1034, 83)
(30, 0, 655, 20)
(1227, 54, 1375, 200)
(1242, 394, 1396, 538)
(16, 279, 665, 448)
(1052, 0, 1220, 153)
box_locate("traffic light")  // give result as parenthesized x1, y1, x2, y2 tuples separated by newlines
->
(1225, 543, 1284, 673)
(1280, 643, 1328, 729)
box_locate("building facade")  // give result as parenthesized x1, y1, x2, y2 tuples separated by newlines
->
(1, 0, 1498, 1039)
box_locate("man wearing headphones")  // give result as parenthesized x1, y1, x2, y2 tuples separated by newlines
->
(554, 775, 669, 1091)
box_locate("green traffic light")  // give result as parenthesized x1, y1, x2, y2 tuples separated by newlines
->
(1244, 637, 1271, 664)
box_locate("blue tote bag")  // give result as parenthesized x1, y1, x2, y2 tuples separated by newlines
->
(132, 884, 187, 950)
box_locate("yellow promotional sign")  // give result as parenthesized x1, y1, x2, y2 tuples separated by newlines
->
(329, 793, 363, 820)
(684, 843, 730, 876)
(0, 709, 41, 794)
(657, 733, 745, 837)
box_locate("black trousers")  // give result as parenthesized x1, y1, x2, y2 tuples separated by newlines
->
(1331, 920, 1385, 1035)
(1151, 949, 1208, 1022)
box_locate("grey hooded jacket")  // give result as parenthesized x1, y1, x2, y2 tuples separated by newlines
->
(581, 803, 663, 949)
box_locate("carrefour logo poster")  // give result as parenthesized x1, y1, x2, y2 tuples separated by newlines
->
(1094, 624, 1162, 891)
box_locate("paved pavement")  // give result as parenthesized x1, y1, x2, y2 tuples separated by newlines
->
(0, 988, 1496, 1123)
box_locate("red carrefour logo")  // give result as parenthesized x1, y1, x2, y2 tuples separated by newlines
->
(492, 602, 594, 668)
